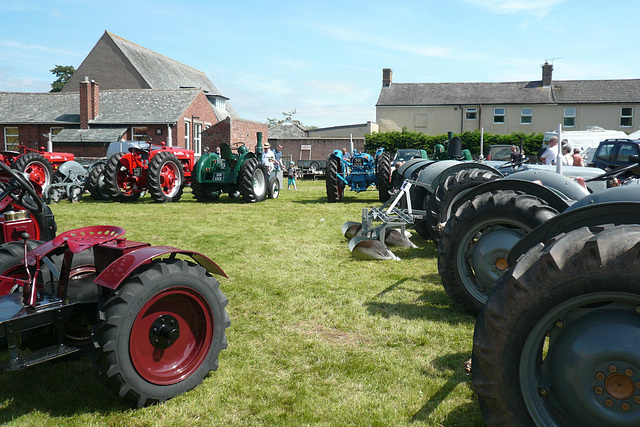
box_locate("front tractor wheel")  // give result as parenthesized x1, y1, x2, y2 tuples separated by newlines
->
(91, 259, 229, 407)
(148, 152, 185, 203)
(104, 153, 142, 202)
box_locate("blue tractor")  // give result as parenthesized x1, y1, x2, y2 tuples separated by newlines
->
(325, 147, 391, 203)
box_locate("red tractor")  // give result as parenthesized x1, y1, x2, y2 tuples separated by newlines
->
(103, 142, 194, 203)
(1, 142, 75, 196)
(0, 162, 229, 407)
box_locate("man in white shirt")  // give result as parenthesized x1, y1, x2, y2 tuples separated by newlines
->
(262, 142, 276, 172)
(540, 136, 559, 165)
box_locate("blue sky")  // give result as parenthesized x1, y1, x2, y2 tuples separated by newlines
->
(1, 0, 637, 128)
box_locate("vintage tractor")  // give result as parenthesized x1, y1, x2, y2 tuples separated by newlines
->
(0, 162, 229, 407)
(103, 142, 194, 203)
(0, 142, 75, 197)
(472, 177, 640, 426)
(325, 145, 391, 203)
(191, 132, 281, 203)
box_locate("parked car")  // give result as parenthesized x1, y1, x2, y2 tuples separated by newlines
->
(589, 138, 640, 172)
(391, 148, 428, 168)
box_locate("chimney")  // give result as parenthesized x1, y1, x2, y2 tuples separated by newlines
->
(383, 68, 393, 87)
(79, 76, 99, 129)
(542, 62, 553, 87)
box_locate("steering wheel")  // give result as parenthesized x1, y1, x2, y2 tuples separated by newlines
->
(0, 161, 44, 213)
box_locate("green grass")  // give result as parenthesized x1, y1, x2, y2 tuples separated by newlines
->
(0, 180, 483, 426)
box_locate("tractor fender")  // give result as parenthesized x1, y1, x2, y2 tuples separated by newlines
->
(94, 245, 227, 290)
(449, 178, 573, 219)
(415, 160, 463, 193)
(432, 162, 503, 190)
(398, 159, 433, 180)
(193, 153, 219, 177)
(56, 160, 86, 178)
(508, 198, 640, 267)
(506, 169, 590, 200)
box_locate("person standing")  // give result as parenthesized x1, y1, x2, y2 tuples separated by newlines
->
(572, 148, 585, 166)
(540, 136, 559, 165)
(274, 144, 284, 170)
(287, 161, 298, 190)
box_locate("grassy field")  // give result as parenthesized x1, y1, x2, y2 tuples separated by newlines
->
(0, 179, 483, 426)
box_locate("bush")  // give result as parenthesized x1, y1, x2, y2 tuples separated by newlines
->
(365, 130, 544, 157)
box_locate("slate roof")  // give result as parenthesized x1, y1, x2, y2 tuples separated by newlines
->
(0, 92, 80, 124)
(52, 127, 128, 143)
(106, 32, 223, 96)
(376, 79, 640, 106)
(268, 118, 308, 138)
(0, 88, 204, 125)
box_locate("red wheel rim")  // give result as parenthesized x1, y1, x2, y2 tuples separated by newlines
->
(116, 168, 138, 196)
(25, 162, 50, 195)
(130, 287, 213, 385)
(160, 162, 180, 196)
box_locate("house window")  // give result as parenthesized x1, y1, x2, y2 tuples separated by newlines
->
(193, 123, 202, 155)
(132, 127, 148, 141)
(465, 108, 477, 120)
(563, 107, 576, 127)
(184, 120, 191, 150)
(621, 107, 633, 127)
(4, 127, 19, 151)
(520, 107, 533, 124)
(494, 107, 505, 124)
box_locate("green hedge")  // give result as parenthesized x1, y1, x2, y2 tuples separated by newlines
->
(364, 130, 544, 157)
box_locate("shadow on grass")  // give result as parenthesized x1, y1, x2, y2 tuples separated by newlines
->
(365, 274, 474, 324)
(0, 355, 127, 421)
(411, 352, 482, 425)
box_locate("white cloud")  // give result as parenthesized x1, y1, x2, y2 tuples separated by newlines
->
(0, 40, 78, 57)
(464, 0, 566, 17)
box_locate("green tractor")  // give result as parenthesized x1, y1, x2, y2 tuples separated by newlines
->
(191, 132, 283, 203)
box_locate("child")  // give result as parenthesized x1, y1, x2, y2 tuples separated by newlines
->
(287, 161, 298, 190)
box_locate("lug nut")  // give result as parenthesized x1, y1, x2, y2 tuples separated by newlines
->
(622, 403, 630, 411)
(596, 372, 605, 381)
(626, 369, 634, 377)
(539, 388, 548, 396)
(555, 320, 564, 328)
(594, 386, 603, 394)
(605, 399, 614, 407)
(609, 365, 618, 373)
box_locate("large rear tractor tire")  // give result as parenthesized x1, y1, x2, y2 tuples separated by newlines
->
(376, 151, 392, 203)
(239, 158, 268, 203)
(147, 152, 184, 203)
(12, 153, 54, 197)
(473, 224, 640, 426)
(438, 190, 558, 315)
(326, 155, 343, 203)
(104, 153, 141, 202)
(91, 259, 229, 407)
(426, 168, 502, 243)
(191, 180, 220, 202)
(86, 163, 110, 201)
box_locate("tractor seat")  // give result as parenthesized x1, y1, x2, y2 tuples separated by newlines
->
(219, 143, 234, 160)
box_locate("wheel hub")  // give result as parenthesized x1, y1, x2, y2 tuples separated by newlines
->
(469, 228, 522, 290)
(149, 314, 180, 349)
(541, 307, 640, 423)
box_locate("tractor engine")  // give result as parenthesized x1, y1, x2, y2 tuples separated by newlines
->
(344, 153, 376, 193)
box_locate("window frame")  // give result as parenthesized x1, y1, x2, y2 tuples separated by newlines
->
(132, 127, 148, 141)
(193, 122, 202, 156)
(563, 107, 576, 127)
(184, 120, 191, 150)
(3, 126, 19, 151)
(520, 107, 533, 125)
(493, 107, 505, 124)
(465, 108, 477, 120)
(621, 107, 634, 127)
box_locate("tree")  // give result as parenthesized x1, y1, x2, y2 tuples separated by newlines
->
(49, 65, 76, 92)
(266, 109, 298, 127)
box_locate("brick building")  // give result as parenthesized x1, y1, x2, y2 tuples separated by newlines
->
(0, 31, 265, 157)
